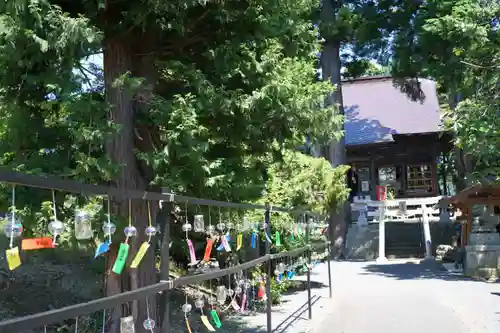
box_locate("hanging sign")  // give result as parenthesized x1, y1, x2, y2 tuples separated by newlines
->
(186, 239, 197, 264)
(94, 240, 110, 258)
(251, 232, 257, 248)
(5, 247, 21, 270)
(112, 243, 130, 274)
(203, 238, 213, 261)
(130, 242, 150, 268)
(236, 233, 243, 251)
(22, 237, 56, 250)
(210, 310, 222, 328)
(200, 315, 216, 332)
(221, 234, 231, 252)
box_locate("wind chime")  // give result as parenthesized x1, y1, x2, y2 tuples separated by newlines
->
(4, 186, 23, 270)
(179, 206, 279, 331)
(111, 199, 158, 274)
(95, 197, 116, 258)
(215, 209, 231, 252)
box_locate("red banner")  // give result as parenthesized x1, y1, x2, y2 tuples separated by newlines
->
(376, 185, 387, 201)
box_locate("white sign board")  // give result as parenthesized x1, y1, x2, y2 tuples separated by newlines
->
(361, 180, 370, 192)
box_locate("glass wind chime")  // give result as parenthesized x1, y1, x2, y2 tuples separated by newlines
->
(3, 188, 100, 270)
(4, 186, 23, 270)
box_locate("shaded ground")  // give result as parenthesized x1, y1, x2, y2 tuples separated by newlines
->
(313, 260, 500, 333)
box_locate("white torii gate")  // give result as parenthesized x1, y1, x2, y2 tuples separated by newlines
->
(351, 196, 455, 264)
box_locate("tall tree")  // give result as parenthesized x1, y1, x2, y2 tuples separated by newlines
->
(318, 0, 395, 257)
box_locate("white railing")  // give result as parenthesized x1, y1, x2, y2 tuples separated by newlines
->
(351, 196, 461, 225)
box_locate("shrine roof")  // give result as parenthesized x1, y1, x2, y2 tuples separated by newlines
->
(343, 76, 443, 146)
(440, 183, 500, 208)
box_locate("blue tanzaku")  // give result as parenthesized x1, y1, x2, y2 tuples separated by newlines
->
(94, 240, 110, 258)
(251, 232, 257, 248)
(216, 233, 230, 251)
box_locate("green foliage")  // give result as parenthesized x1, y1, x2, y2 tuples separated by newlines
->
(243, 150, 348, 246)
(389, 0, 500, 184)
(263, 150, 349, 215)
(269, 277, 294, 305)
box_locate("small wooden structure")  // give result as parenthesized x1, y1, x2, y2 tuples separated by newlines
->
(441, 183, 500, 246)
(342, 76, 454, 199)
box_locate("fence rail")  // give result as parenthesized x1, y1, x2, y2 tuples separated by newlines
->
(0, 168, 320, 215)
(0, 169, 332, 333)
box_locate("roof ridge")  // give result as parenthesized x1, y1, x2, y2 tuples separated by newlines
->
(341, 75, 392, 83)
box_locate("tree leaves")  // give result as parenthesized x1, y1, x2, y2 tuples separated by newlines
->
(390, 0, 500, 184)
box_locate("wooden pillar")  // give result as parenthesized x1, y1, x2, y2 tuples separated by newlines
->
(441, 153, 448, 196)
(431, 148, 438, 195)
(466, 204, 472, 245)
(370, 155, 376, 200)
(461, 205, 472, 246)
(401, 162, 407, 197)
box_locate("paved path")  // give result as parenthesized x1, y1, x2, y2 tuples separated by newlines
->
(312, 260, 500, 333)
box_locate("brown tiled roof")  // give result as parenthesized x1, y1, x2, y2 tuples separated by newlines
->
(343, 76, 442, 146)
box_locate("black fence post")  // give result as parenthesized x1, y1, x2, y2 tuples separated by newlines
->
(305, 215, 312, 320)
(159, 202, 172, 333)
(265, 205, 272, 333)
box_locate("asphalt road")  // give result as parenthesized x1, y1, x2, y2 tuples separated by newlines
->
(313, 260, 500, 333)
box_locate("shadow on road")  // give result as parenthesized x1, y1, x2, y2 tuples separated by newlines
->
(360, 260, 485, 282)
(282, 280, 327, 296)
(229, 295, 323, 333)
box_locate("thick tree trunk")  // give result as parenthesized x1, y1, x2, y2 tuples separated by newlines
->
(321, 40, 347, 259)
(103, 34, 159, 333)
(320, 0, 347, 259)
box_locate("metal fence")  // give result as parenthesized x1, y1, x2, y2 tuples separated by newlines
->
(0, 168, 332, 333)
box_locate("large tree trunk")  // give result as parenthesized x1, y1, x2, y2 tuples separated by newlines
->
(320, 0, 347, 259)
(103, 31, 160, 333)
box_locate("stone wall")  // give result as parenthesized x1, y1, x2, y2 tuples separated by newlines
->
(345, 221, 458, 260)
(464, 226, 500, 280)
(345, 224, 379, 260)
